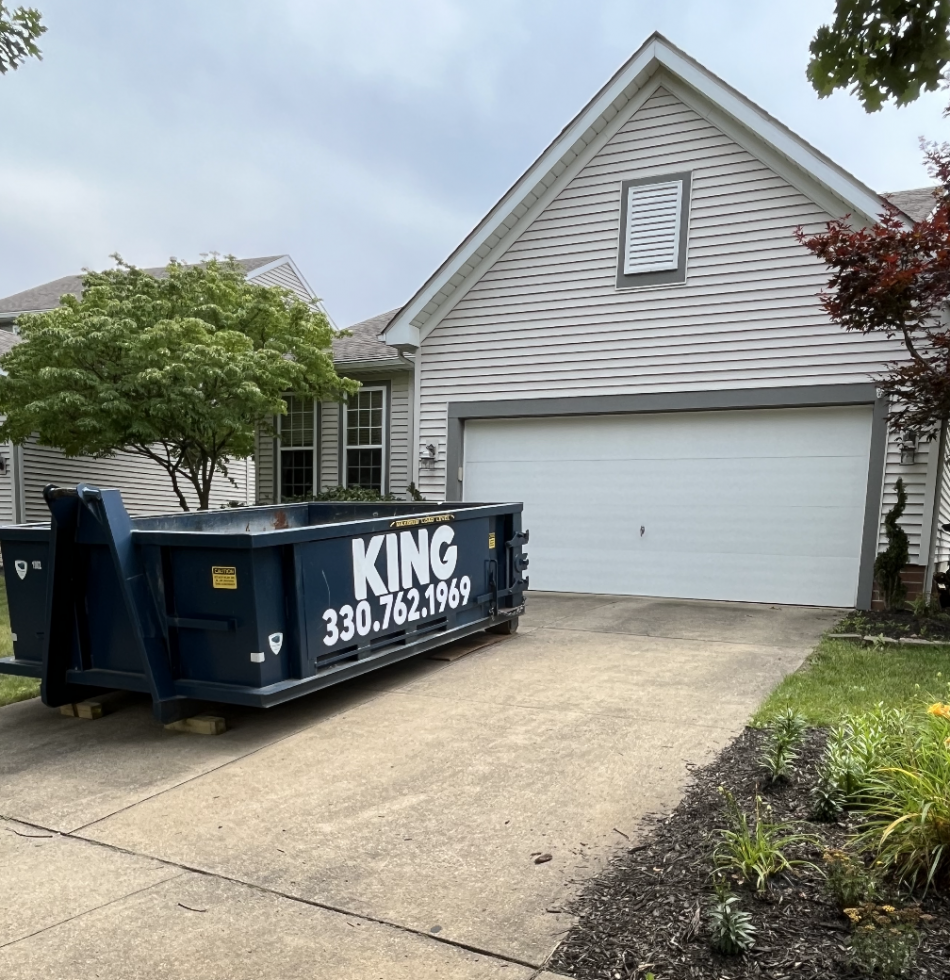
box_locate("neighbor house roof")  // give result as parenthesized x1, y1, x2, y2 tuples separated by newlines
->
(333, 309, 410, 372)
(383, 31, 899, 350)
(0, 256, 291, 321)
(884, 186, 941, 222)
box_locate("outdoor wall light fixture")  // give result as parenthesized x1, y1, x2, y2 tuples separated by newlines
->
(899, 429, 919, 466)
(419, 443, 437, 466)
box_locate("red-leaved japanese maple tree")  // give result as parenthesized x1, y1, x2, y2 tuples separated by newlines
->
(797, 143, 950, 439)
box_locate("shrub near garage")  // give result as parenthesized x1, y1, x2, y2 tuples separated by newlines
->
(857, 698, 950, 892)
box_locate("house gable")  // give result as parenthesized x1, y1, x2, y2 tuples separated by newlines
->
(421, 84, 904, 398)
(384, 32, 888, 350)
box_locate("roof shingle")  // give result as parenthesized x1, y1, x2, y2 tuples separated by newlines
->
(0, 256, 284, 318)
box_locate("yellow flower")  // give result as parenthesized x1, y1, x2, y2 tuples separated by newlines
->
(927, 702, 950, 719)
(881, 905, 896, 913)
(844, 908, 862, 923)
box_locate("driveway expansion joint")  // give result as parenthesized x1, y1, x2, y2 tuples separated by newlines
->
(1, 813, 543, 971)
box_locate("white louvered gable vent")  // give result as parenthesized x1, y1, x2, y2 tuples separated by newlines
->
(623, 179, 684, 275)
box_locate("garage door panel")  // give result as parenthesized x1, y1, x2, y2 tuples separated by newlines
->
(463, 406, 873, 606)
(468, 455, 869, 508)
(528, 545, 859, 607)
(465, 408, 874, 464)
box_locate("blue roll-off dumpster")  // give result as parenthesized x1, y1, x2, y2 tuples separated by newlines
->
(0, 484, 528, 723)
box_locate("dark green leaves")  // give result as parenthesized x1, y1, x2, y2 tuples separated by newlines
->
(0, 256, 357, 509)
(0, 3, 45, 75)
(807, 0, 950, 111)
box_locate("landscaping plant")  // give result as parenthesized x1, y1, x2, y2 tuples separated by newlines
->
(706, 876, 756, 955)
(823, 848, 880, 909)
(845, 904, 922, 978)
(875, 479, 909, 612)
(811, 705, 909, 819)
(858, 699, 950, 892)
(714, 789, 818, 892)
(759, 706, 807, 783)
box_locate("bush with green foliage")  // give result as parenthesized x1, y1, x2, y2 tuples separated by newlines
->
(714, 789, 817, 892)
(875, 478, 909, 611)
(858, 699, 950, 892)
(706, 877, 756, 955)
(302, 484, 425, 503)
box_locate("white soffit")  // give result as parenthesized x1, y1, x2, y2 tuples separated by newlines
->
(382, 32, 888, 349)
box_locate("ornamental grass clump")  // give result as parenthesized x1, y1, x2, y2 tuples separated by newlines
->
(857, 700, 950, 892)
(759, 706, 807, 783)
(714, 789, 818, 892)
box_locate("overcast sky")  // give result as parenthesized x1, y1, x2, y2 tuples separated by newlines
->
(1, 0, 948, 326)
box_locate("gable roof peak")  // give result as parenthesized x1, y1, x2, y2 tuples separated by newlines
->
(383, 32, 888, 350)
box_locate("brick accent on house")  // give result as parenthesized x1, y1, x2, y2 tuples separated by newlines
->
(870, 564, 927, 610)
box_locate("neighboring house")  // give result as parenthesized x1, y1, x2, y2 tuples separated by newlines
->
(0, 255, 315, 522)
(255, 309, 415, 503)
(378, 32, 949, 610)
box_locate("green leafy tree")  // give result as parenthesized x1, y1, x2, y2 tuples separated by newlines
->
(0, 256, 358, 511)
(875, 477, 910, 609)
(0, 3, 45, 74)
(808, 0, 950, 110)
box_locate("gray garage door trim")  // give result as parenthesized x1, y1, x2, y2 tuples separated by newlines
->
(446, 384, 887, 609)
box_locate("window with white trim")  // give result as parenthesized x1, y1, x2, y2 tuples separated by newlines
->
(344, 387, 386, 492)
(616, 171, 691, 289)
(278, 395, 317, 501)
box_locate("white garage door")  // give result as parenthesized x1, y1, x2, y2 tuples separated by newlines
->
(463, 406, 873, 607)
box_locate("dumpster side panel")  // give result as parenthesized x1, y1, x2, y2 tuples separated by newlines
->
(0, 539, 49, 669)
(302, 513, 495, 666)
(166, 548, 288, 688)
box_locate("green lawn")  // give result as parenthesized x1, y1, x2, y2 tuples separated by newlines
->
(752, 637, 950, 727)
(0, 579, 40, 708)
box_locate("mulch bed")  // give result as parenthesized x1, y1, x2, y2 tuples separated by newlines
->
(838, 608, 950, 642)
(548, 728, 950, 979)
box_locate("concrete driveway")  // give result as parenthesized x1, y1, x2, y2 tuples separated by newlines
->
(0, 593, 837, 979)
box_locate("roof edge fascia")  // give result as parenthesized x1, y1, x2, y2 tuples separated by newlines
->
(383, 37, 663, 348)
(336, 357, 414, 373)
(384, 32, 890, 349)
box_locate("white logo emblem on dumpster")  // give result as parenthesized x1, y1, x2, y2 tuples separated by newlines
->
(14, 560, 27, 580)
(268, 632, 283, 655)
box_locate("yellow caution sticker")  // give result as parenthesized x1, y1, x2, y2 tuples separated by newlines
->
(390, 513, 455, 529)
(488, 532, 496, 550)
(212, 566, 237, 589)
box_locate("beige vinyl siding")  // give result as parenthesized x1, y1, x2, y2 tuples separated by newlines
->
(416, 86, 907, 508)
(255, 424, 276, 506)
(319, 401, 340, 490)
(388, 372, 412, 496)
(0, 442, 16, 524)
(933, 427, 950, 568)
(877, 425, 933, 563)
(249, 262, 312, 301)
(19, 441, 254, 522)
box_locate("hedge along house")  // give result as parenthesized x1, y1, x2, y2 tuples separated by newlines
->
(381, 32, 948, 610)
(0, 255, 316, 522)
(254, 308, 415, 504)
